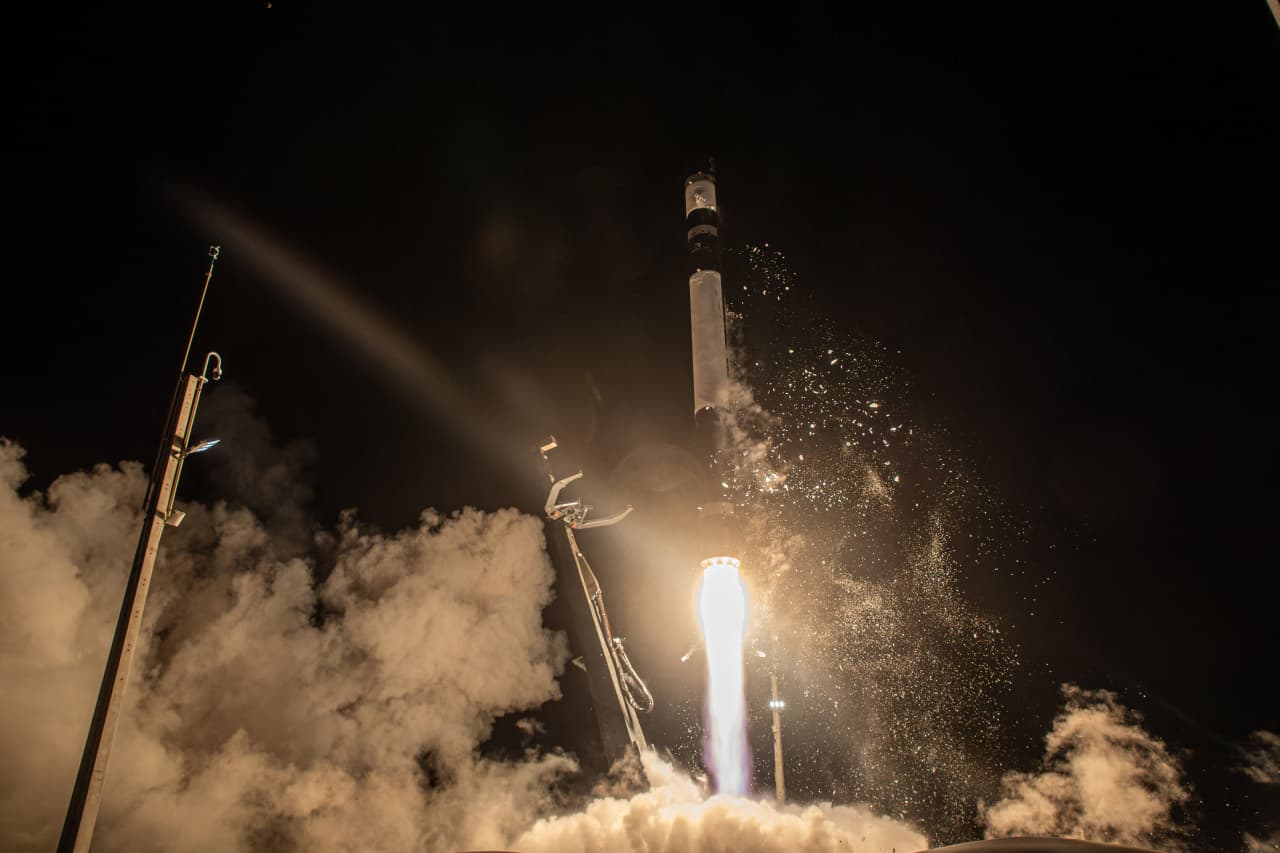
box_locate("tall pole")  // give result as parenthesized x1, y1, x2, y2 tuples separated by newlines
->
(770, 670, 786, 802)
(57, 247, 224, 853)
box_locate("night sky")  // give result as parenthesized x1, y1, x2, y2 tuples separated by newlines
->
(8, 4, 1279, 847)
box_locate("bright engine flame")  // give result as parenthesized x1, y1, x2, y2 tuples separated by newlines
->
(697, 555, 750, 795)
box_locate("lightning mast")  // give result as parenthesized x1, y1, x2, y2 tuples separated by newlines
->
(769, 670, 786, 802)
(57, 246, 226, 853)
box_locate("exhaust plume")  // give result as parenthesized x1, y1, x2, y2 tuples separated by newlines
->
(697, 558, 750, 796)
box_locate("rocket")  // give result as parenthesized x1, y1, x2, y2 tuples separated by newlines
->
(686, 161, 759, 797)
(686, 161, 728, 443)
(685, 160, 739, 564)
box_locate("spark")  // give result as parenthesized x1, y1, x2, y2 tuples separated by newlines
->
(715, 244, 1026, 834)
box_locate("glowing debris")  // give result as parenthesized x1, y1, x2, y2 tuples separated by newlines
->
(705, 244, 1023, 835)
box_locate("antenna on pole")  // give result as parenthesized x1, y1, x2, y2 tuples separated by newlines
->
(179, 245, 220, 375)
(57, 246, 226, 853)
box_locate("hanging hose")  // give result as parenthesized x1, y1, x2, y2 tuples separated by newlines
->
(613, 636, 655, 714)
(589, 589, 655, 714)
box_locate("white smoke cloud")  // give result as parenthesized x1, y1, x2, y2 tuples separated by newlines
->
(515, 751, 927, 853)
(0, 435, 571, 852)
(1241, 730, 1280, 786)
(0, 431, 931, 853)
(1240, 731, 1280, 853)
(982, 684, 1190, 850)
(1246, 833, 1280, 853)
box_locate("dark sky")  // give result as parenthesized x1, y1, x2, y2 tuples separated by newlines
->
(7, 3, 1279, 843)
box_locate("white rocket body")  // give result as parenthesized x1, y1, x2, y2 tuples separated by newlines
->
(686, 172, 730, 419)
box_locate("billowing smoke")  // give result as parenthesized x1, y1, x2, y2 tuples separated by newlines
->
(0, 403, 928, 852)
(0, 431, 572, 852)
(1246, 830, 1279, 852)
(981, 684, 1190, 850)
(1241, 730, 1280, 785)
(514, 751, 926, 853)
(1240, 730, 1280, 852)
